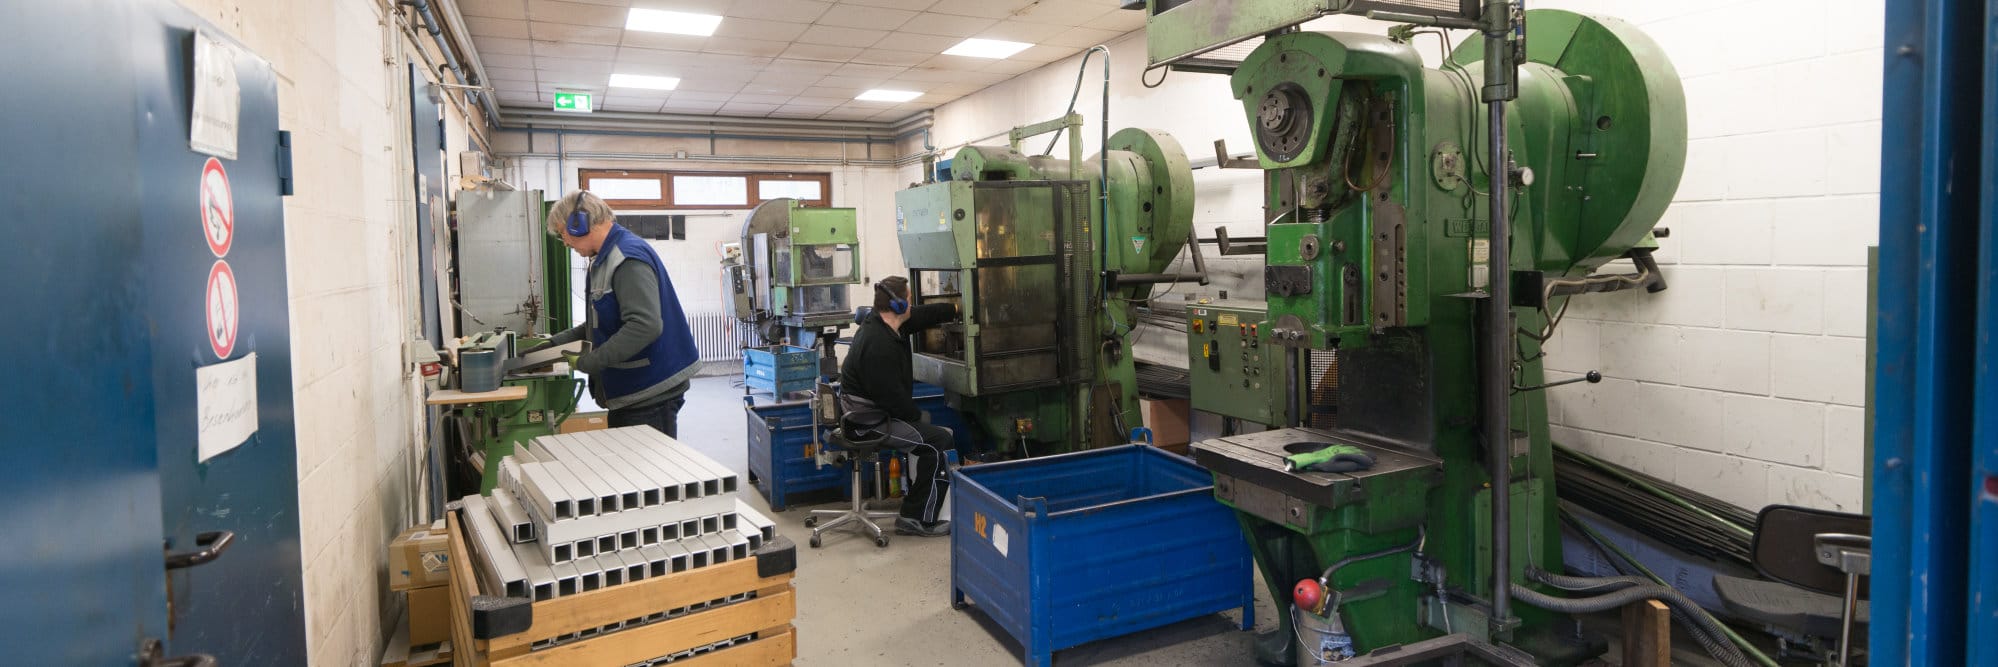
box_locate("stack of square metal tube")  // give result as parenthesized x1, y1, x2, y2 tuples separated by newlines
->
(458, 426, 778, 609)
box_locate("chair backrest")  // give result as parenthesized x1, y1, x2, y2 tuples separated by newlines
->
(1752, 504, 1870, 598)
(814, 381, 840, 425)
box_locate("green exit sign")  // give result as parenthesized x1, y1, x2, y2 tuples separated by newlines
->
(553, 91, 593, 113)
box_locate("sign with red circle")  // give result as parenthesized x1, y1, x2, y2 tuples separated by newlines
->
(206, 260, 239, 359)
(200, 157, 234, 257)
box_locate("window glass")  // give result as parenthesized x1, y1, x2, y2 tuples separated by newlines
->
(586, 177, 662, 200)
(673, 175, 748, 207)
(758, 179, 824, 201)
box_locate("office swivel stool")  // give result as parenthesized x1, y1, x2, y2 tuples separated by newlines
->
(803, 421, 899, 548)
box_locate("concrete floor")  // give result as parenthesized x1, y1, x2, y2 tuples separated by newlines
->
(675, 375, 1277, 666)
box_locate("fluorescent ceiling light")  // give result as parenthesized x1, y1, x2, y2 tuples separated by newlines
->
(856, 89, 922, 103)
(626, 8, 723, 36)
(610, 73, 680, 90)
(943, 38, 1032, 59)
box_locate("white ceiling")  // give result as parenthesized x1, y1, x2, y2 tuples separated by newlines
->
(458, 0, 1147, 122)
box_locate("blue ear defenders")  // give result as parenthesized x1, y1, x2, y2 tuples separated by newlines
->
(565, 209, 590, 237)
(877, 282, 909, 314)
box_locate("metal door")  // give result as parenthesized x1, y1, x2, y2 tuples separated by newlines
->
(412, 65, 448, 345)
(132, 2, 307, 663)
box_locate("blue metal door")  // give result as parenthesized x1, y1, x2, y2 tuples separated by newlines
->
(0, 1, 171, 664)
(132, 2, 306, 663)
(412, 64, 447, 346)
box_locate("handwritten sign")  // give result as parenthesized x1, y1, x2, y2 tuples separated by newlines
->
(196, 352, 258, 462)
(190, 30, 240, 160)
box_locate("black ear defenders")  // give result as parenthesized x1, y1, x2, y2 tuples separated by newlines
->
(876, 282, 909, 315)
(566, 209, 591, 237)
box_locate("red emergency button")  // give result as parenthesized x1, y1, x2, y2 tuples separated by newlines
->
(1192, 319, 1204, 333)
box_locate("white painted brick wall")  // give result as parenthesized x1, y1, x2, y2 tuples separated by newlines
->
(1537, 0, 1879, 513)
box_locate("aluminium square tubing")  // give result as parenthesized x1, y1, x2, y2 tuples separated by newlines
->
(487, 486, 536, 543)
(460, 495, 531, 599)
(603, 427, 738, 496)
(532, 439, 627, 515)
(534, 435, 654, 511)
(734, 499, 776, 548)
(557, 431, 679, 507)
(584, 430, 700, 504)
(508, 534, 559, 602)
(591, 428, 720, 500)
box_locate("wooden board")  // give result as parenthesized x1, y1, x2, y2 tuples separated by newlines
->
(428, 386, 530, 405)
(492, 593, 794, 667)
(1622, 599, 1670, 667)
(446, 511, 483, 667)
(485, 557, 795, 657)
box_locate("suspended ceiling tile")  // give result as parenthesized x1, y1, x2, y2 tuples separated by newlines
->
(483, 66, 540, 83)
(481, 52, 539, 69)
(1012, 0, 1116, 26)
(730, 93, 797, 105)
(819, 74, 897, 88)
(562, 0, 635, 5)
(801, 85, 864, 99)
(528, 21, 623, 44)
(492, 80, 541, 95)
(725, 0, 832, 23)
(603, 98, 667, 112)
(849, 48, 932, 67)
(459, 0, 529, 20)
(615, 46, 697, 68)
(676, 77, 748, 93)
(764, 58, 845, 75)
(465, 17, 532, 39)
(537, 82, 606, 95)
(891, 66, 983, 82)
(786, 95, 851, 106)
(875, 31, 960, 53)
(816, 5, 919, 30)
(898, 12, 996, 37)
(1007, 44, 1071, 63)
(1088, 9, 1147, 32)
(830, 62, 908, 79)
(662, 99, 726, 113)
(644, 0, 731, 11)
(974, 20, 1072, 43)
(797, 25, 890, 48)
(703, 38, 792, 58)
(525, 0, 628, 28)
(538, 55, 617, 75)
(671, 90, 738, 102)
(720, 101, 783, 115)
(922, 0, 1032, 20)
(713, 18, 812, 41)
(820, 108, 877, 121)
(977, 58, 1041, 75)
(496, 90, 542, 106)
(751, 69, 829, 85)
(533, 40, 618, 60)
(739, 82, 807, 96)
(837, 0, 938, 11)
(1044, 25, 1125, 49)
(780, 43, 863, 61)
(691, 52, 774, 69)
(475, 36, 536, 56)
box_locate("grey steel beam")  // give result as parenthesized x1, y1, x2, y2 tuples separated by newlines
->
(508, 535, 557, 602)
(460, 495, 529, 599)
(488, 486, 535, 543)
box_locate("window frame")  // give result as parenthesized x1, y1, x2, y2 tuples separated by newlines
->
(578, 169, 833, 210)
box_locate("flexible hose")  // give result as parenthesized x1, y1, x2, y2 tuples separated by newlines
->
(1559, 503, 1781, 667)
(1508, 581, 1750, 667)
(1526, 569, 1747, 666)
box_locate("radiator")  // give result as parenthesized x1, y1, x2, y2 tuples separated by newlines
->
(684, 311, 744, 365)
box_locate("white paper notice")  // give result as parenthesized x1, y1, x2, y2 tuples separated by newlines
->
(196, 352, 258, 462)
(991, 524, 1009, 557)
(190, 31, 240, 160)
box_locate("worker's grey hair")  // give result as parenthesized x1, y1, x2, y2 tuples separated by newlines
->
(546, 190, 616, 237)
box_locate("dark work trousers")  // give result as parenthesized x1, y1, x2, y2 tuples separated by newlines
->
(609, 395, 687, 438)
(874, 418, 954, 523)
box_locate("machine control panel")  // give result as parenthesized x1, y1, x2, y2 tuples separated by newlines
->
(1187, 301, 1289, 426)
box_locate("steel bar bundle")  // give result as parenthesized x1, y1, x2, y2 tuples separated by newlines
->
(1553, 444, 1755, 567)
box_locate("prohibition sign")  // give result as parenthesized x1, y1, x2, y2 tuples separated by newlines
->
(200, 157, 234, 256)
(206, 260, 239, 359)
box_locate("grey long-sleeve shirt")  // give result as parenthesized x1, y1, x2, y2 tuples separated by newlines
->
(549, 260, 688, 408)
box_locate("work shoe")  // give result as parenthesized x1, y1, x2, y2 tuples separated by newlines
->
(895, 517, 951, 537)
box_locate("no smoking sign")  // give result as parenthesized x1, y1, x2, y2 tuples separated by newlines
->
(200, 157, 233, 256)
(206, 259, 238, 359)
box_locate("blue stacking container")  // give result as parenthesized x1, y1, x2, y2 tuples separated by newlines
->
(746, 383, 978, 511)
(742, 345, 817, 395)
(950, 445, 1255, 666)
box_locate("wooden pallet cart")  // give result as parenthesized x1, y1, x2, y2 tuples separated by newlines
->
(444, 509, 798, 666)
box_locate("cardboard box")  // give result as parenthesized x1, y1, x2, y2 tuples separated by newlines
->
(389, 521, 449, 591)
(561, 411, 609, 433)
(406, 584, 450, 647)
(1141, 398, 1192, 451)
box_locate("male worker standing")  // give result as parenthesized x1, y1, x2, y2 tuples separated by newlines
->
(539, 191, 701, 437)
(838, 277, 958, 537)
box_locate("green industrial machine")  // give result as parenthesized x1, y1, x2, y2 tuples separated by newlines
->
(895, 117, 1201, 455)
(1151, 2, 1683, 663)
(1187, 300, 1292, 427)
(727, 198, 864, 365)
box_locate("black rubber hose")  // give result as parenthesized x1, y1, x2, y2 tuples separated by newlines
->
(1513, 573, 1751, 667)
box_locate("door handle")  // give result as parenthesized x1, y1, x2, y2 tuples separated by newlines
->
(164, 531, 235, 570)
(138, 638, 217, 667)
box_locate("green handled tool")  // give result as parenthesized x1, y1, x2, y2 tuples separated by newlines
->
(1284, 444, 1376, 473)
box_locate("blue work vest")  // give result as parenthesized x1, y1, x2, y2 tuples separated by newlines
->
(588, 224, 700, 402)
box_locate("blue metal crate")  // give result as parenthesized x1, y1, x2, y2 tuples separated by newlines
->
(743, 345, 818, 394)
(950, 445, 1254, 666)
(745, 383, 977, 511)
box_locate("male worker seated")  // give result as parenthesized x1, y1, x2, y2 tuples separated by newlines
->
(536, 190, 701, 437)
(838, 277, 958, 537)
